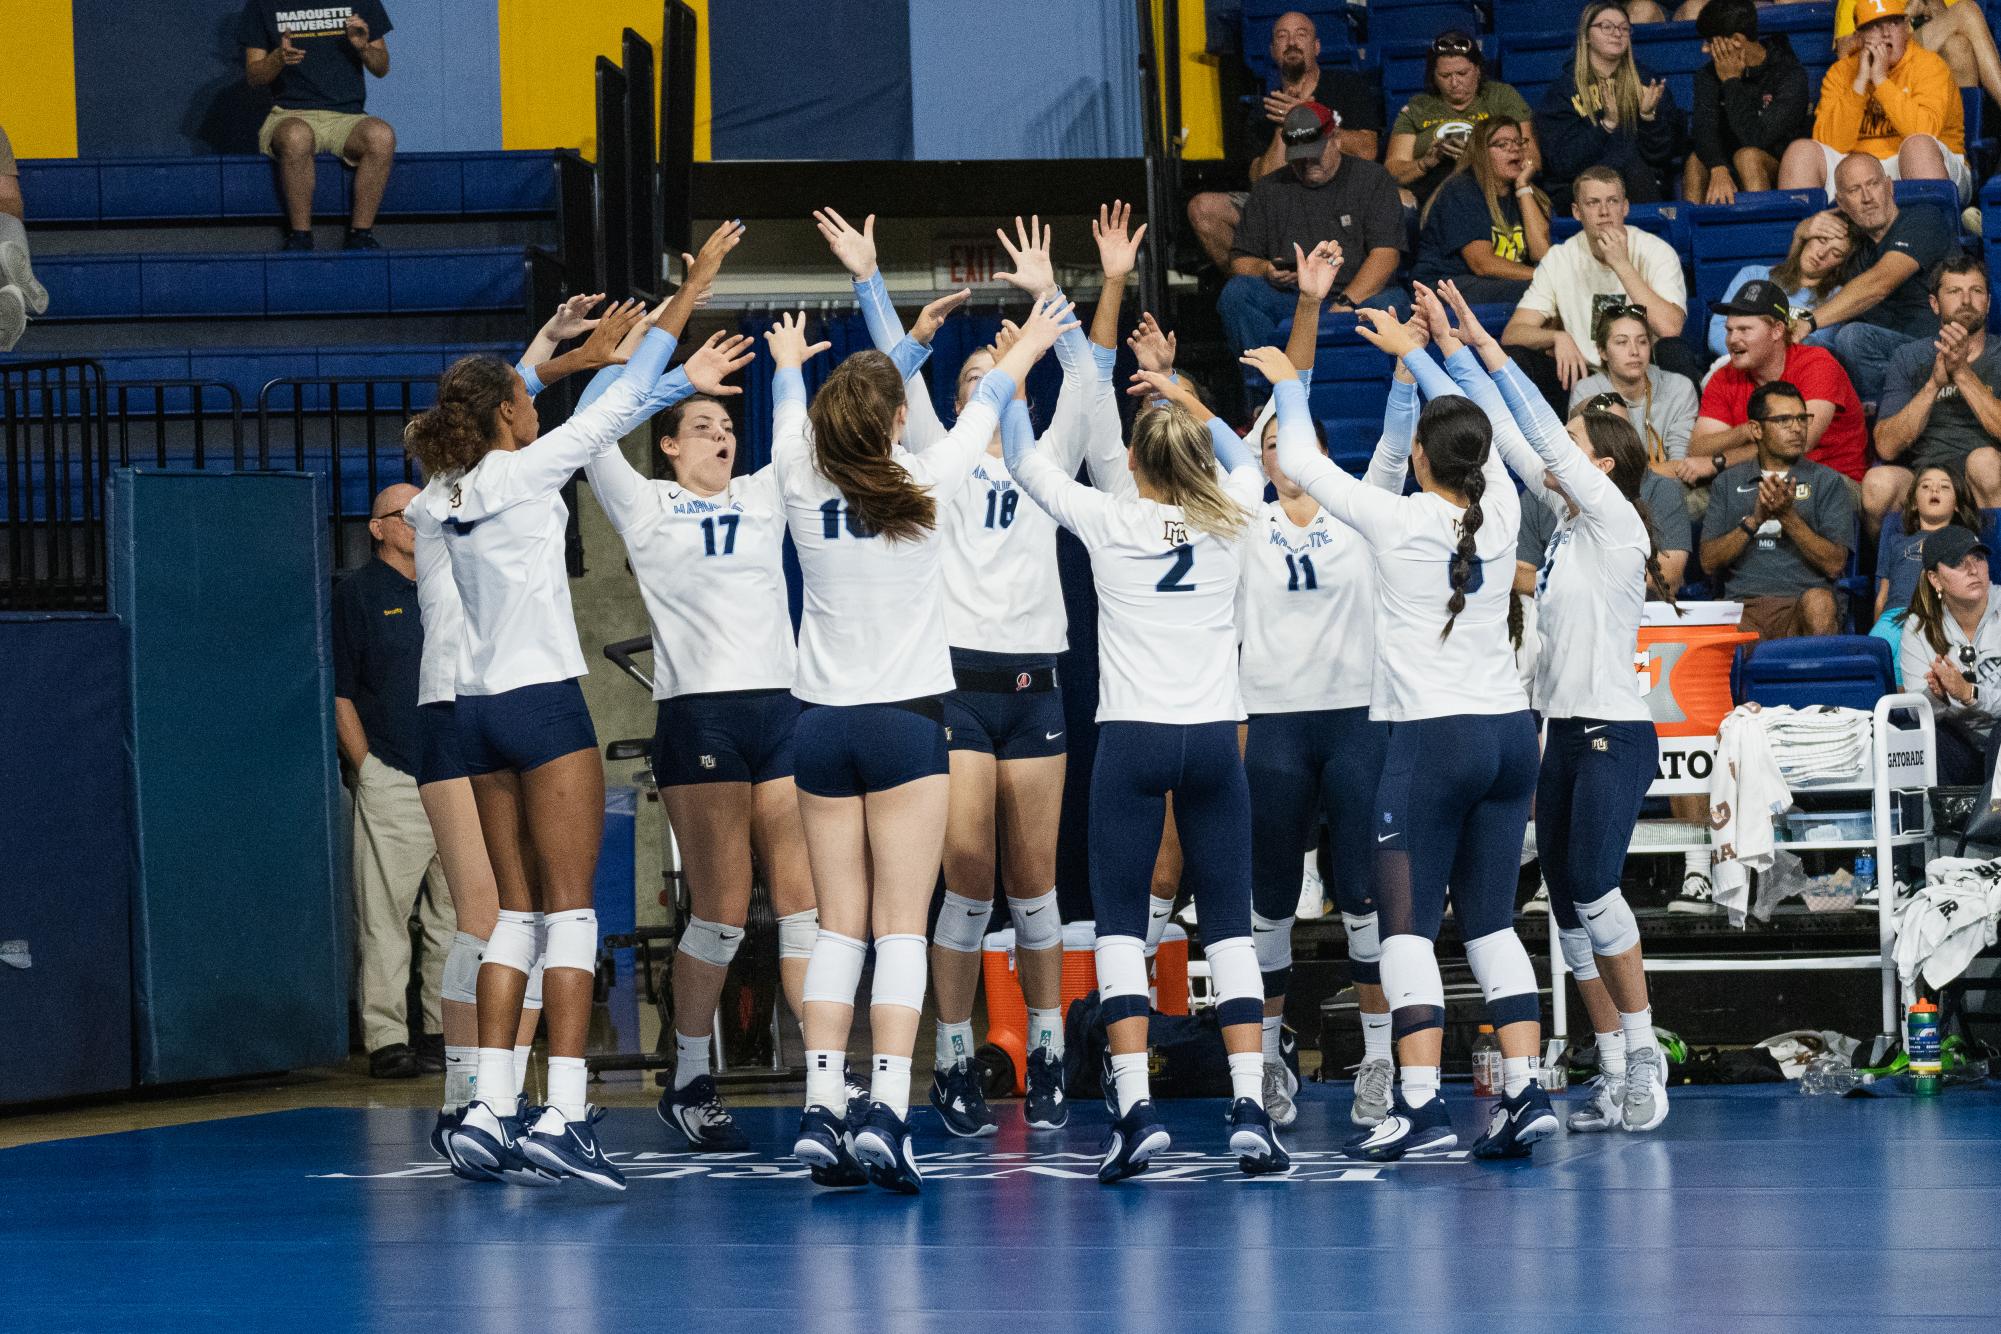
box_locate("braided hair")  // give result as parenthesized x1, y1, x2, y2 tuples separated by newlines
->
(1415, 396, 1493, 642)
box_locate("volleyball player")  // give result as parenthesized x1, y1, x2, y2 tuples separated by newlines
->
(1003, 344, 1280, 1183)
(1436, 280, 1670, 1134)
(1259, 302, 1558, 1162)
(772, 297, 1074, 1195)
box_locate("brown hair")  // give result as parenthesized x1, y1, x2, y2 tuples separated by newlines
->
(1579, 410, 1678, 611)
(1897, 466, 1984, 654)
(1770, 213, 1869, 299)
(404, 355, 514, 479)
(1416, 396, 1492, 641)
(1899, 461, 1980, 539)
(806, 350, 935, 543)
(1129, 406, 1250, 541)
(654, 392, 729, 481)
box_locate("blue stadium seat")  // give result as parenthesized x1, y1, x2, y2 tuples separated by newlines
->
(1367, 2, 1482, 47)
(1731, 635, 1894, 711)
(1628, 20, 1710, 114)
(1489, 0, 1590, 40)
(1892, 178, 1964, 228)
(1687, 190, 1824, 316)
(1495, 30, 1575, 107)
(1963, 87, 1998, 181)
(0, 343, 512, 412)
(1985, 176, 2001, 329)
(34, 247, 524, 321)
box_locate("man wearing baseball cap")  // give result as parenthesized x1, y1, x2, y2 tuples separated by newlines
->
(1777, 0, 1971, 205)
(1899, 524, 2001, 782)
(1220, 99, 1405, 361)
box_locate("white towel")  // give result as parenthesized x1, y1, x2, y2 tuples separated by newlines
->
(1895, 858, 2001, 1003)
(1710, 703, 1795, 926)
(1761, 705, 1874, 785)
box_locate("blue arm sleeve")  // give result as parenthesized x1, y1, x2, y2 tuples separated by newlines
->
(573, 327, 680, 414)
(774, 365, 808, 411)
(1000, 398, 1036, 475)
(1206, 417, 1256, 475)
(889, 334, 931, 381)
(516, 363, 546, 400)
(853, 271, 907, 350)
(573, 364, 623, 414)
(1090, 342, 1117, 382)
(1401, 349, 1461, 403)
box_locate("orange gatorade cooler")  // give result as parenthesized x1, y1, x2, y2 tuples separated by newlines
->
(1637, 601, 1758, 737)
(980, 921, 1189, 1094)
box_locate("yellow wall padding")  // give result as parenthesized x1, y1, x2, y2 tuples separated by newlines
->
(0, 0, 79, 158)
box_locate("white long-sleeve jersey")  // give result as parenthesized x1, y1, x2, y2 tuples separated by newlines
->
(412, 491, 464, 706)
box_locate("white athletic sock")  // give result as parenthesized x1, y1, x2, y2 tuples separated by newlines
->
(673, 1030, 710, 1091)
(1503, 1055, 1532, 1098)
(444, 1045, 476, 1110)
(805, 1049, 845, 1115)
(1144, 896, 1173, 958)
(1361, 1011, 1393, 1064)
(1110, 1051, 1151, 1115)
(1228, 1051, 1263, 1103)
(1596, 1028, 1628, 1078)
(546, 1056, 587, 1122)
(1401, 1064, 1440, 1108)
(1683, 850, 1709, 882)
(512, 1044, 532, 1099)
(872, 1054, 913, 1117)
(1260, 1015, 1283, 1062)
(1620, 1008, 1658, 1060)
(935, 1019, 974, 1071)
(1028, 1007, 1064, 1060)
(473, 1047, 515, 1113)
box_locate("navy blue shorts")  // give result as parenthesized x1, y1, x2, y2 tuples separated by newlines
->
(794, 697, 948, 799)
(1536, 718, 1658, 930)
(455, 678, 598, 777)
(651, 689, 799, 788)
(944, 656, 1066, 761)
(417, 701, 468, 786)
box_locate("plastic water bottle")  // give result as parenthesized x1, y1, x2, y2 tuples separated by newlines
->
(1472, 1025, 1502, 1097)
(1854, 853, 1876, 903)
(1908, 999, 1942, 1095)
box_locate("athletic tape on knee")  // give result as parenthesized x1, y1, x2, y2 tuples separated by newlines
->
(776, 908, 819, 961)
(1577, 887, 1642, 958)
(678, 915, 745, 968)
(932, 890, 993, 954)
(868, 933, 928, 1013)
(1464, 928, 1541, 1028)
(802, 930, 867, 1006)
(1381, 933, 1445, 1037)
(1558, 927, 1600, 980)
(483, 911, 537, 976)
(1095, 934, 1150, 1024)
(541, 908, 598, 974)
(1008, 889, 1062, 951)
(442, 931, 485, 1005)
(1205, 934, 1265, 1028)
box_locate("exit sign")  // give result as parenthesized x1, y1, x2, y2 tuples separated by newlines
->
(932, 235, 1009, 288)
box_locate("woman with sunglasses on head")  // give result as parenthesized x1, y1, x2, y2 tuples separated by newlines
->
(1535, 2, 1686, 212)
(1411, 117, 1550, 307)
(1899, 524, 2001, 784)
(1386, 32, 1537, 211)
(1569, 306, 1698, 473)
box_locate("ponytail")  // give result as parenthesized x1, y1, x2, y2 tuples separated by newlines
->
(1413, 396, 1494, 642)
(1444, 467, 1487, 642)
(404, 355, 513, 479)
(1130, 405, 1250, 541)
(806, 351, 935, 543)
(1902, 574, 1951, 657)
(1581, 411, 1681, 613)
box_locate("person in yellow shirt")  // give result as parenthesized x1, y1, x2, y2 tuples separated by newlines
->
(1778, 0, 1972, 203)
(1837, 0, 2001, 109)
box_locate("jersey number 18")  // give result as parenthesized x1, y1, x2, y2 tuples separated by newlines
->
(819, 499, 876, 540)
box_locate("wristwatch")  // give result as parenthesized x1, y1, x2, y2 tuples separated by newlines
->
(1711, 452, 1728, 474)
(1802, 311, 1818, 332)
(1738, 516, 1759, 538)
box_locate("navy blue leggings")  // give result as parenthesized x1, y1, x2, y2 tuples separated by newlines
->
(1373, 711, 1540, 943)
(1246, 707, 1388, 982)
(1090, 721, 1252, 947)
(1536, 718, 1657, 929)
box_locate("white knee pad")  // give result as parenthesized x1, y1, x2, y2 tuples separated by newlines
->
(869, 933, 929, 1013)
(777, 908, 819, 962)
(678, 915, 744, 968)
(1578, 888, 1642, 958)
(1339, 911, 1382, 965)
(1380, 934, 1445, 1013)
(933, 890, 993, 954)
(1008, 889, 1062, 951)
(542, 908, 598, 975)
(1464, 928, 1538, 1002)
(442, 931, 485, 1005)
(1095, 934, 1149, 1022)
(484, 910, 538, 976)
(1558, 927, 1600, 981)
(1204, 935, 1263, 1006)
(1251, 912, 1294, 975)
(802, 930, 867, 1006)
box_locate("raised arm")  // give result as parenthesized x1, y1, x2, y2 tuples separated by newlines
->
(765, 312, 835, 474)
(1003, 395, 1114, 539)
(517, 292, 608, 393)
(1251, 345, 1406, 547)
(911, 295, 1076, 494)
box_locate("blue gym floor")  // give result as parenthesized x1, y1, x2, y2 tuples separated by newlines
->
(7, 1083, 1998, 1333)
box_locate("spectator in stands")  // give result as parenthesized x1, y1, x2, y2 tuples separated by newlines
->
(1501, 166, 1696, 406)
(241, 0, 396, 251)
(1707, 210, 1867, 358)
(1410, 119, 1550, 303)
(1569, 308, 1700, 469)
(1186, 10, 1383, 270)
(1793, 151, 1958, 404)
(1898, 524, 2001, 782)
(1534, 3, 1688, 212)
(1684, 0, 1811, 204)
(334, 482, 454, 1080)
(1872, 256, 2001, 531)
(1838, 0, 2001, 116)
(1220, 103, 1404, 357)
(1699, 381, 1854, 637)
(1874, 461, 1986, 640)
(1776, 0, 1972, 206)
(1384, 32, 1537, 211)
(1689, 283, 1869, 506)
(0, 124, 47, 353)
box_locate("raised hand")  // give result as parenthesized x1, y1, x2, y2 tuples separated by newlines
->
(684, 331, 756, 396)
(1093, 200, 1148, 281)
(1933, 322, 1970, 386)
(279, 35, 307, 65)
(1238, 346, 1297, 385)
(1437, 279, 1498, 351)
(912, 288, 972, 345)
(690, 219, 746, 279)
(1013, 294, 1080, 356)
(1127, 311, 1177, 373)
(1294, 240, 1343, 303)
(995, 215, 1057, 299)
(765, 310, 832, 371)
(677, 254, 715, 308)
(1354, 307, 1423, 359)
(579, 299, 647, 367)
(812, 207, 877, 280)
(1638, 79, 1666, 119)
(1263, 88, 1305, 125)
(546, 292, 606, 341)
(1412, 283, 1460, 354)
(992, 319, 1023, 359)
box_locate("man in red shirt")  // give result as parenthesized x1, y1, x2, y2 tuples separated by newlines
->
(1685, 280, 1867, 513)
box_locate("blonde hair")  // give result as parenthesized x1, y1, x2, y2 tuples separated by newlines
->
(1571, 2, 1642, 134)
(1418, 116, 1549, 236)
(1130, 406, 1249, 541)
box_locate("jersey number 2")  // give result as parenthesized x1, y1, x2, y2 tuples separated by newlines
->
(701, 513, 739, 556)
(1156, 544, 1196, 592)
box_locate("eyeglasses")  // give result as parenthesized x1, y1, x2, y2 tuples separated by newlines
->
(1590, 20, 1632, 34)
(1488, 134, 1524, 149)
(1754, 412, 1812, 427)
(373, 508, 408, 524)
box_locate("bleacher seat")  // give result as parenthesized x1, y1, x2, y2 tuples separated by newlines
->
(1629, 20, 1712, 115)
(1687, 190, 1824, 315)
(1963, 88, 1998, 181)
(35, 247, 525, 321)
(1731, 635, 1894, 711)
(1985, 176, 2001, 329)
(1892, 178, 1964, 227)
(1489, 0, 1590, 39)
(1366, 2, 1481, 47)
(1495, 29, 1575, 107)
(1241, 3, 1362, 83)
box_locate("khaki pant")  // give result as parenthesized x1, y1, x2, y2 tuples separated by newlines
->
(352, 752, 453, 1052)
(259, 106, 371, 164)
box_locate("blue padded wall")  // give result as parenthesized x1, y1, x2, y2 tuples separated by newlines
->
(0, 614, 135, 1105)
(109, 470, 347, 1085)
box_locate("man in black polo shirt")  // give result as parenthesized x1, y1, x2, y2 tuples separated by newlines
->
(335, 482, 451, 1079)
